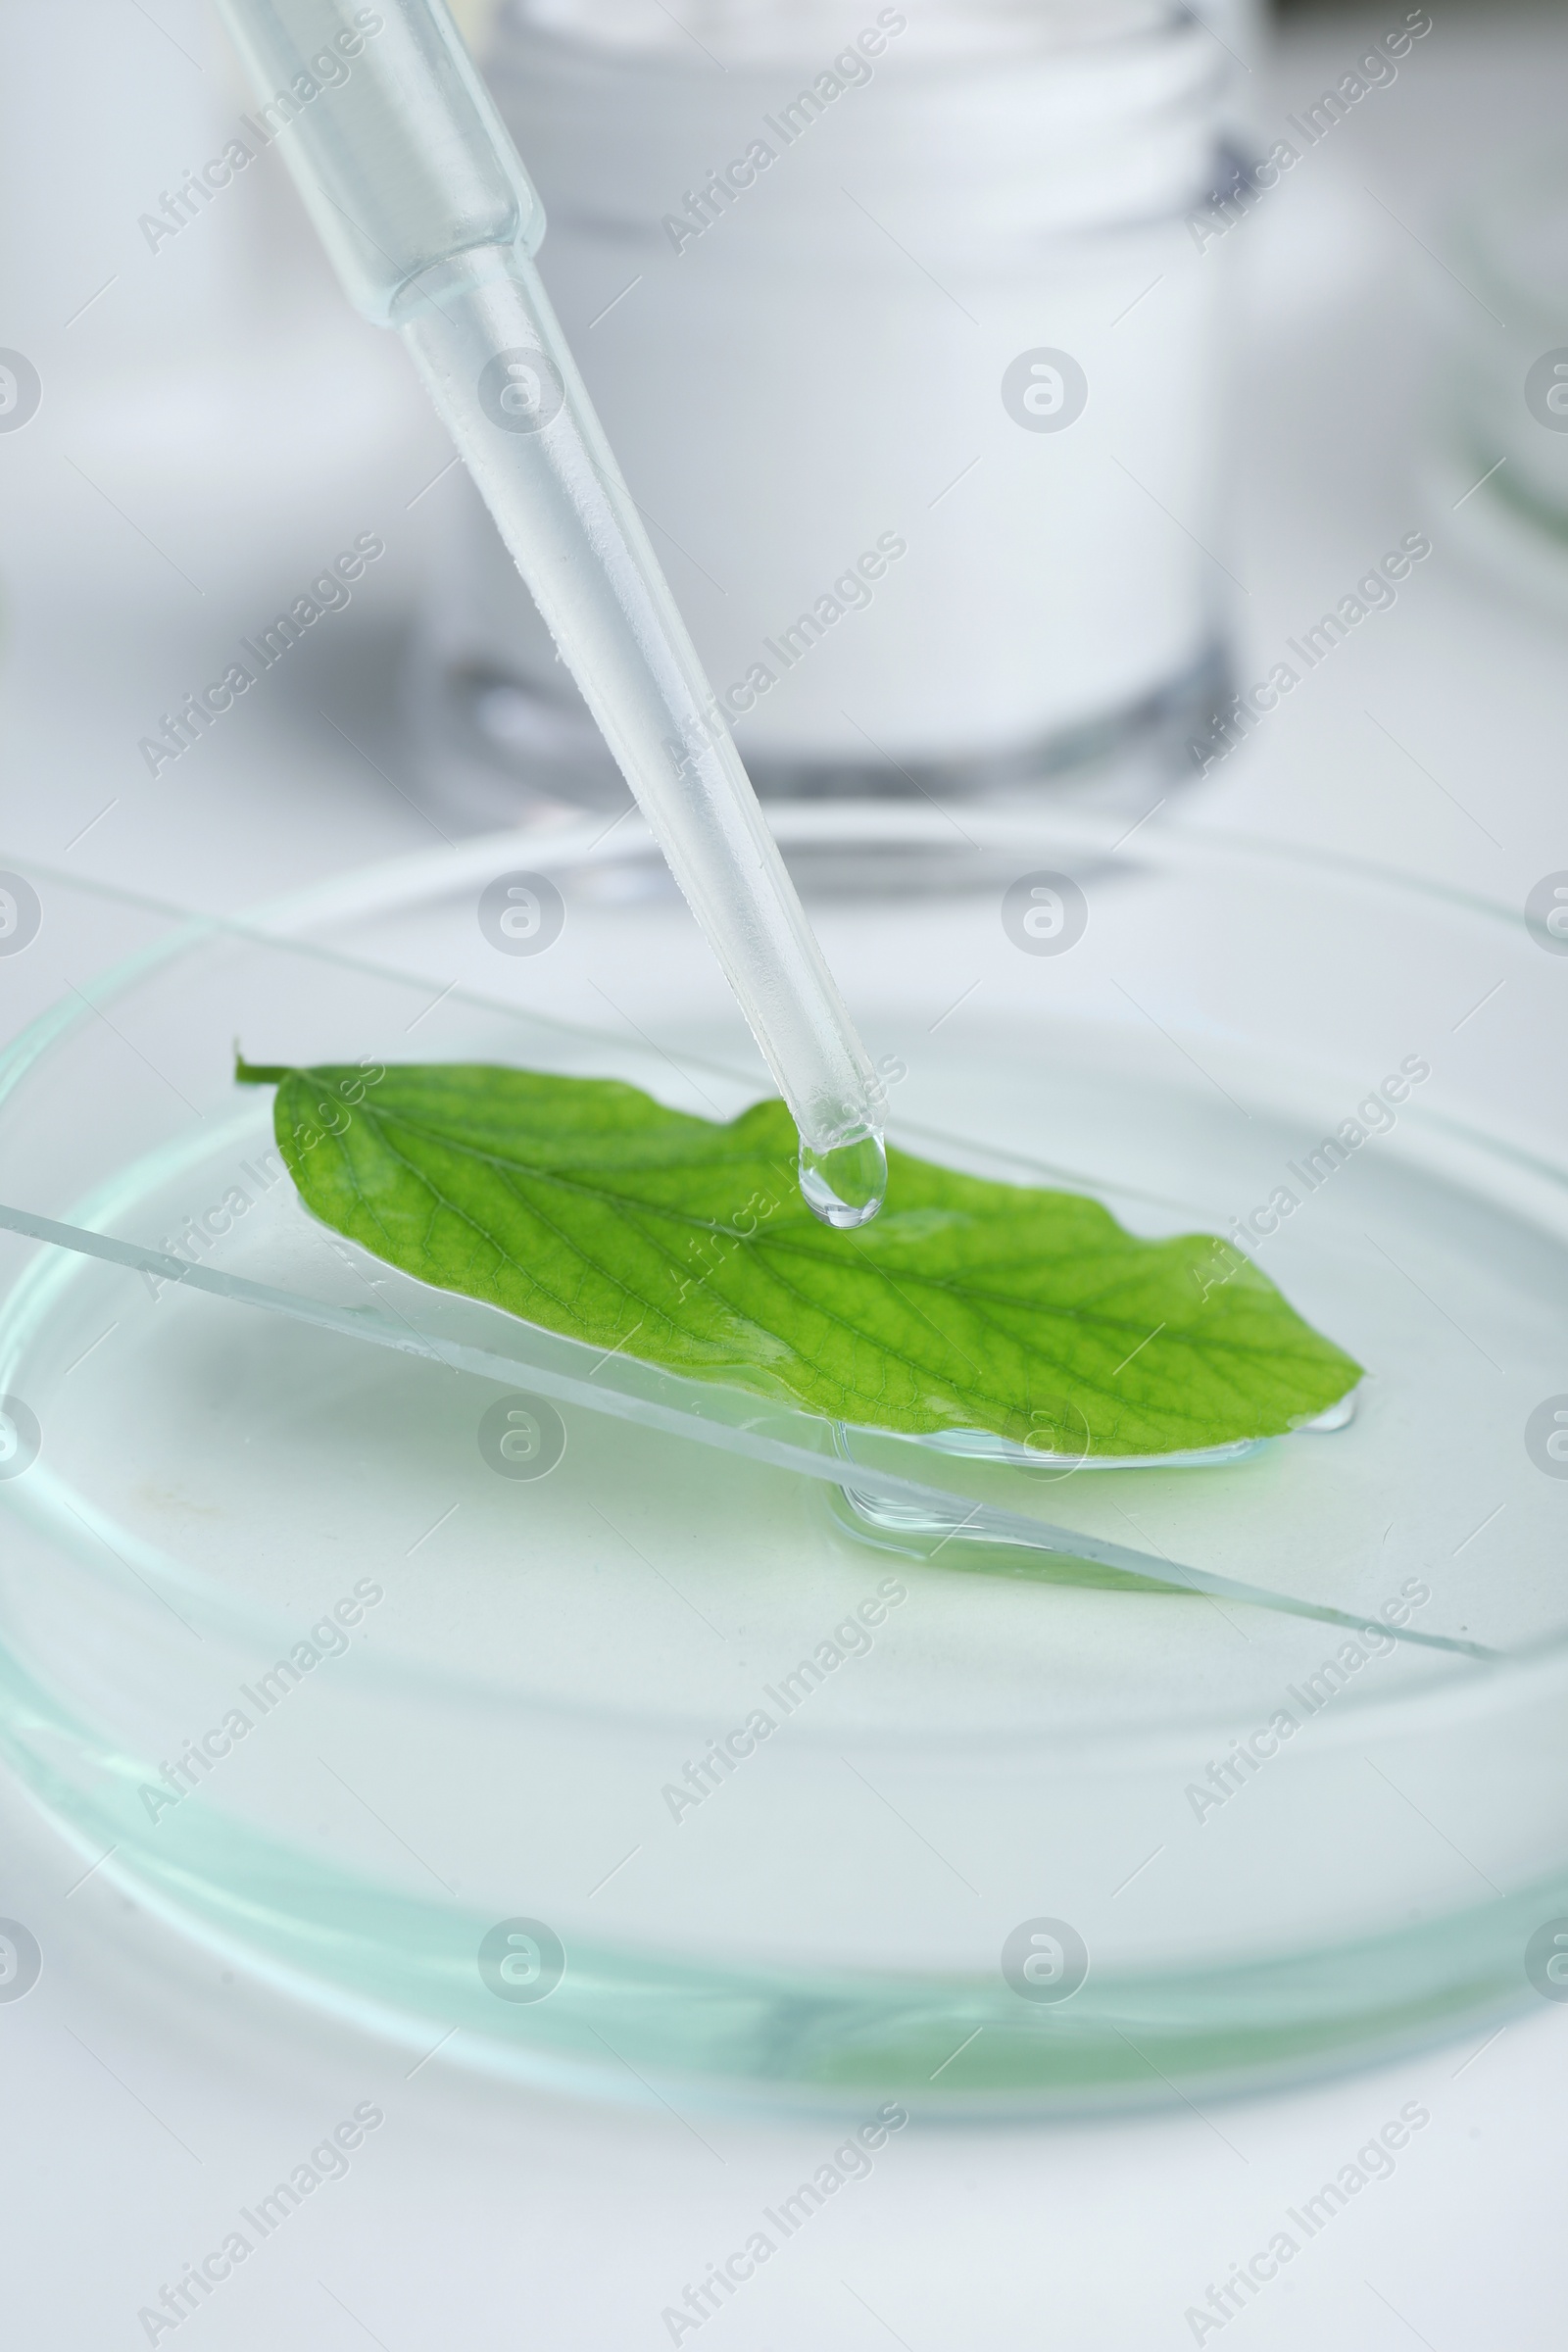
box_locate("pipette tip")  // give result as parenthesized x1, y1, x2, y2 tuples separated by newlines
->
(799, 1130, 887, 1229)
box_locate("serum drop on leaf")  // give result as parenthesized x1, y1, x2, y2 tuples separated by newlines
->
(799, 1130, 888, 1229)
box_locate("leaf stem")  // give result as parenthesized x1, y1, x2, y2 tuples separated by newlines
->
(233, 1054, 293, 1087)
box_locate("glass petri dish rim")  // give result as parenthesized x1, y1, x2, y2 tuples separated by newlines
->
(0, 808, 1559, 1765)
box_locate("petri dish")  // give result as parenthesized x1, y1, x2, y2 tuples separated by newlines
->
(0, 808, 1564, 2115)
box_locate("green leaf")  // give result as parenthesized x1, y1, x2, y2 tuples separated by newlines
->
(235, 1057, 1361, 1457)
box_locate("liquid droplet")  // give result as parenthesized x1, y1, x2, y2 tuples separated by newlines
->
(1297, 1390, 1358, 1434)
(799, 1130, 887, 1230)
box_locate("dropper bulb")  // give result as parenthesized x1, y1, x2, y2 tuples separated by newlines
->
(799, 1131, 887, 1230)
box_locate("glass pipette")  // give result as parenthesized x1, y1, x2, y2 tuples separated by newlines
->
(210, 0, 886, 1226)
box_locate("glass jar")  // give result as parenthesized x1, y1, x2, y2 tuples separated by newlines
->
(413, 0, 1236, 822)
(1433, 157, 1568, 618)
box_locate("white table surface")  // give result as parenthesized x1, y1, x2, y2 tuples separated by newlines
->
(2, 4, 1566, 2345)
